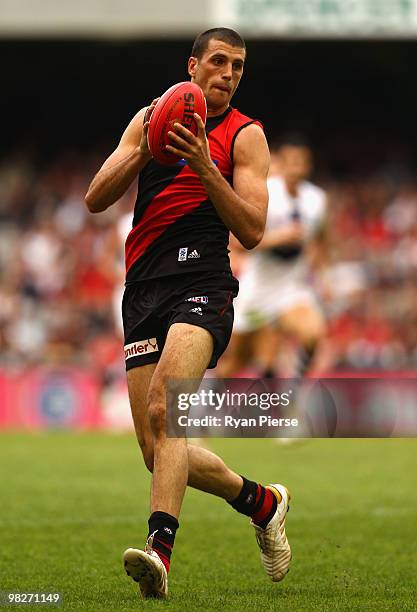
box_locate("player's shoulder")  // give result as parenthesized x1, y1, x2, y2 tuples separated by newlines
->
(227, 107, 264, 139)
(231, 109, 268, 164)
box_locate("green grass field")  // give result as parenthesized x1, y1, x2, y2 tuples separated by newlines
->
(1, 434, 416, 611)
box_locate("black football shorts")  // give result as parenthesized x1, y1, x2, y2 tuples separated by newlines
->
(122, 271, 239, 370)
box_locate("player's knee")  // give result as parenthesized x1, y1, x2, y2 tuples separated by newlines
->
(148, 404, 166, 437)
(147, 386, 166, 437)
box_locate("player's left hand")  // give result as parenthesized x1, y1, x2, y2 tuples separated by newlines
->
(166, 114, 213, 175)
(139, 97, 160, 157)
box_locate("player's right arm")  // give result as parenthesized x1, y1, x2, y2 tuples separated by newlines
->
(85, 101, 157, 213)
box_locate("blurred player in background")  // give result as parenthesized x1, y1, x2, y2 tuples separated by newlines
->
(220, 135, 327, 380)
(85, 28, 291, 599)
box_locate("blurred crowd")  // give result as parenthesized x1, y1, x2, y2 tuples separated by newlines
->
(1, 148, 417, 379)
(316, 176, 417, 371)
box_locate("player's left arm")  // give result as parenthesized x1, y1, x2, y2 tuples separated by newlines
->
(167, 116, 269, 249)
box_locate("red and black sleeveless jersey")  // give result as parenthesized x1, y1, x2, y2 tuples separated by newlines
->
(125, 106, 262, 284)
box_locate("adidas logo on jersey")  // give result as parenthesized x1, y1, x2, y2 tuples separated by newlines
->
(189, 307, 203, 315)
(188, 249, 200, 259)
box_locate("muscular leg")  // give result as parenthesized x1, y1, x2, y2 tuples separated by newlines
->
(127, 362, 156, 473)
(186, 444, 242, 500)
(125, 322, 290, 591)
(148, 323, 210, 517)
(128, 364, 242, 498)
(127, 350, 243, 504)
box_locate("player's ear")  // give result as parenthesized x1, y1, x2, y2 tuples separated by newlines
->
(188, 56, 198, 78)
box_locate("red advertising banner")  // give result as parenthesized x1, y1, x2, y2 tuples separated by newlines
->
(1, 368, 417, 435)
(0, 371, 17, 428)
(0, 367, 102, 430)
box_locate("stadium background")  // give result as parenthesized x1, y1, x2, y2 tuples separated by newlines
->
(1, 3, 417, 610)
(2, 1, 417, 427)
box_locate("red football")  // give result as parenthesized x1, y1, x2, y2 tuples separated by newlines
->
(147, 82, 207, 165)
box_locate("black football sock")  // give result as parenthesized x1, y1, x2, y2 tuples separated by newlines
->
(251, 485, 279, 529)
(228, 476, 278, 528)
(147, 511, 179, 573)
(228, 476, 258, 516)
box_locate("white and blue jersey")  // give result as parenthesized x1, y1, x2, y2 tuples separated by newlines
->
(233, 175, 327, 332)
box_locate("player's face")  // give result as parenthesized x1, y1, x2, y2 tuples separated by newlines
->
(278, 146, 312, 184)
(188, 39, 245, 115)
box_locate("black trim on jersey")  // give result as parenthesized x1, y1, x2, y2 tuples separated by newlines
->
(230, 120, 255, 163)
(206, 107, 232, 134)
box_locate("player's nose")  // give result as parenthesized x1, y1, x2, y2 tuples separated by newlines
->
(222, 63, 233, 80)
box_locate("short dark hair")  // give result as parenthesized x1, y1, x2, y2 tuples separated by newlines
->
(191, 27, 246, 59)
(270, 132, 312, 152)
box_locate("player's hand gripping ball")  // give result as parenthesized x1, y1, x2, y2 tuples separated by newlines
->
(147, 82, 207, 165)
